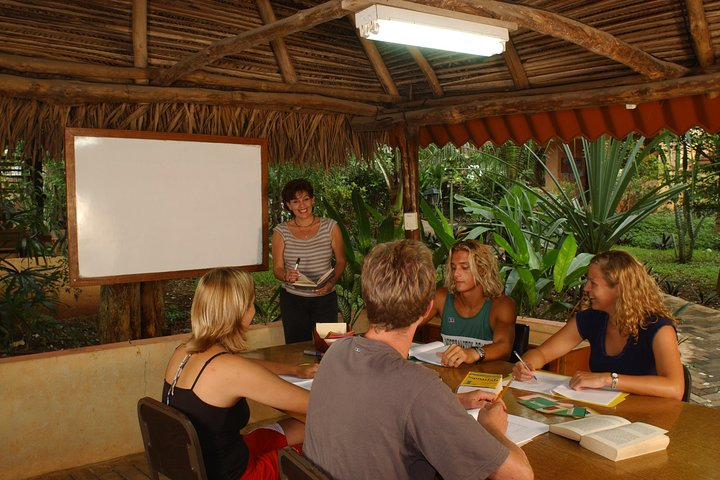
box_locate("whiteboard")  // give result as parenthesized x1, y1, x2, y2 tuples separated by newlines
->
(64, 128, 268, 286)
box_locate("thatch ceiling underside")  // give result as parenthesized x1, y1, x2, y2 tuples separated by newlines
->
(1, 0, 719, 164)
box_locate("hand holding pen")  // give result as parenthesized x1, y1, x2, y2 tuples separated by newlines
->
(512, 350, 538, 382)
(285, 257, 300, 283)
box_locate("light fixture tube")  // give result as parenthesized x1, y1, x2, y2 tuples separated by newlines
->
(354, 5, 509, 56)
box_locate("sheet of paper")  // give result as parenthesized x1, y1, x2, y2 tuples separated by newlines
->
(552, 384, 627, 407)
(279, 375, 314, 391)
(509, 370, 570, 395)
(466, 410, 549, 446)
(408, 341, 446, 366)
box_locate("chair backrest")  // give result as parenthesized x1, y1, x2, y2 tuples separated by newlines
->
(682, 364, 692, 402)
(137, 396, 208, 480)
(279, 447, 330, 480)
(508, 323, 530, 362)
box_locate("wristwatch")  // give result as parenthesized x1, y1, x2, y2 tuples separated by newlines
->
(610, 372, 619, 390)
(474, 345, 486, 363)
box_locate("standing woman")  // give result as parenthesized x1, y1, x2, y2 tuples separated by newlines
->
(272, 178, 346, 344)
(513, 250, 685, 400)
(163, 268, 317, 480)
(429, 240, 517, 367)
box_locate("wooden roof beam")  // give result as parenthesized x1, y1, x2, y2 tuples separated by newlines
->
(503, 40, 529, 90)
(153, 0, 350, 86)
(351, 72, 720, 130)
(368, 0, 688, 80)
(255, 0, 298, 84)
(406, 46, 444, 97)
(132, 0, 148, 85)
(0, 53, 401, 104)
(345, 16, 399, 96)
(685, 0, 715, 68)
(0, 73, 378, 117)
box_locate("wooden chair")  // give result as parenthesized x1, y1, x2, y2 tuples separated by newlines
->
(279, 447, 330, 480)
(508, 323, 530, 362)
(137, 396, 208, 480)
(682, 364, 692, 402)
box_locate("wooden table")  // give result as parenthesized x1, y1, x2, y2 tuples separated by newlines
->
(242, 341, 720, 480)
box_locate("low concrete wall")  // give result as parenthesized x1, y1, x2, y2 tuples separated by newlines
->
(0, 321, 286, 480)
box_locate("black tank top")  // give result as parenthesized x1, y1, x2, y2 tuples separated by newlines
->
(162, 352, 251, 480)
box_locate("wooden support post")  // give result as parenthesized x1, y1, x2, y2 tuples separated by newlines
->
(398, 126, 421, 241)
(97, 284, 141, 343)
(97, 281, 166, 343)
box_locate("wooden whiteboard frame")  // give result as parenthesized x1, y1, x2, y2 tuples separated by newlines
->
(64, 128, 268, 286)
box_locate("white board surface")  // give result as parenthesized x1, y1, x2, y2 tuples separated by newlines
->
(65, 129, 267, 286)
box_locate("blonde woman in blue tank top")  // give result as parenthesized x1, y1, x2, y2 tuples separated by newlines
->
(272, 179, 346, 344)
(423, 240, 517, 368)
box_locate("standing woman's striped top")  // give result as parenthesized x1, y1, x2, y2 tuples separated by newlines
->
(274, 217, 338, 297)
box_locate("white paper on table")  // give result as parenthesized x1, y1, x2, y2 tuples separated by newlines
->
(466, 410, 549, 446)
(408, 341, 447, 366)
(279, 375, 314, 391)
(552, 383, 627, 407)
(509, 370, 569, 395)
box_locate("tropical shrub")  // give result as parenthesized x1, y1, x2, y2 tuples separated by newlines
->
(528, 134, 688, 254)
(322, 189, 403, 328)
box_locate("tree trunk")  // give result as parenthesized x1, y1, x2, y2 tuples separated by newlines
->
(140, 281, 166, 337)
(97, 281, 166, 343)
(97, 283, 141, 343)
(397, 125, 421, 241)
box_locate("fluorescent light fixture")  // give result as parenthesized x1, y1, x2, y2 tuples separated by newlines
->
(354, 4, 509, 56)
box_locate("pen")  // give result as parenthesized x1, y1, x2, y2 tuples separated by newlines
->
(294, 258, 300, 270)
(303, 349, 323, 358)
(514, 350, 538, 381)
(494, 379, 513, 402)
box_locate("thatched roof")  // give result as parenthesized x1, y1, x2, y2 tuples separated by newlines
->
(1, 0, 719, 166)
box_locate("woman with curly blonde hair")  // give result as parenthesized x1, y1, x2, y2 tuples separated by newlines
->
(424, 239, 517, 367)
(513, 250, 685, 400)
(163, 267, 318, 479)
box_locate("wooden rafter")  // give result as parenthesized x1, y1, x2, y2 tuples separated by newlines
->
(256, 0, 298, 84)
(685, 0, 715, 68)
(352, 72, 720, 129)
(503, 40, 529, 90)
(153, 0, 350, 86)
(0, 73, 378, 117)
(406, 46, 444, 97)
(348, 12, 399, 97)
(0, 54, 402, 104)
(354, 0, 689, 80)
(131, 0, 148, 85)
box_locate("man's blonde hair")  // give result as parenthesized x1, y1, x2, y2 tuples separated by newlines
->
(185, 267, 254, 354)
(445, 240, 503, 297)
(362, 240, 436, 331)
(591, 250, 676, 340)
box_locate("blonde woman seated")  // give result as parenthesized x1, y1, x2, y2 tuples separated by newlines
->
(426, 240, 517, 367)
(163, 268, 317, 480)
(513, 250, 685, 400)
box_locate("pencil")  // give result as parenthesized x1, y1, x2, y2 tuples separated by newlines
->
(514, 350, 538, 381)
(494, 379, 513, 402)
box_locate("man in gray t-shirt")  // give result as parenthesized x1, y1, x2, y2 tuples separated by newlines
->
(305, 240, 534, 480)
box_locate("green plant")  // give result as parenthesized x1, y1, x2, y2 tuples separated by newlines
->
(528, 134, 688, 254)
(496, 229, 593, 318)
(657, 130, 720, 263)
(322, 189, 403, 328)
(253, 285, 282, 324)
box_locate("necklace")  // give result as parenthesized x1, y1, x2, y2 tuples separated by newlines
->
(293, 216, 317, 228)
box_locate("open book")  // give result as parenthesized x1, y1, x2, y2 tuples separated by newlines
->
(293, 268, 334, 289)
(549, 415, 669, 461)
(408, 341, 446, 366)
